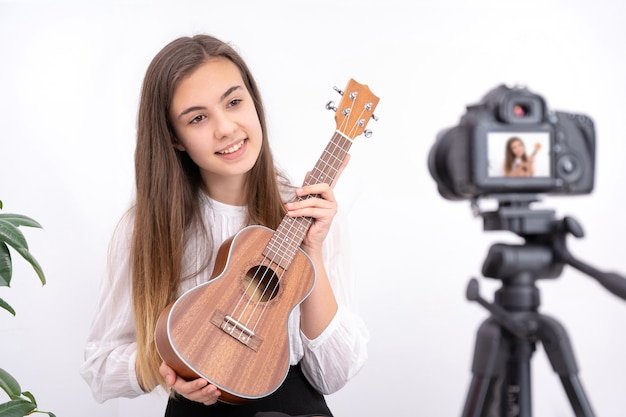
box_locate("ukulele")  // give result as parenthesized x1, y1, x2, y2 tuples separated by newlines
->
(154, 78, 379, 404)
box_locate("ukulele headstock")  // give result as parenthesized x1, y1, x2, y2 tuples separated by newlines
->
(329, 79, 380, 140)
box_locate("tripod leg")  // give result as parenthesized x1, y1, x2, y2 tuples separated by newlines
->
(501, 336, 534, 417)
(462, 318, 509, 417)
(536, 315, 596, 417)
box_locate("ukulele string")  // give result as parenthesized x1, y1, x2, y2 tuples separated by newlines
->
(241, 113, 356, 333)
(235, 141, 345, 333)
(230, 163, 330, 336)
(224, 249, 278, 340)
(249, 216, 310, 331)
(225, 222, 305, 337)
(227, 232, 296, 340)
(341, 100, 370, 140)
(250, 214, 312, 329)
(249, 137, 350, 332)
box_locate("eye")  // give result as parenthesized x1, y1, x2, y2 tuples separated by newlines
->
(189, 114, 206, 125)
(228, 98, 242, 108)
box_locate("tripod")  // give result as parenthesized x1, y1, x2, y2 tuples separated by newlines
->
(460, 195, 626, 417)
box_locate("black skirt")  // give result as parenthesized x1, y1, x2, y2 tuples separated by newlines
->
(164, 363, 333, 417)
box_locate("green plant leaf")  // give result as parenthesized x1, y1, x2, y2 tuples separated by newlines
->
(0, 224, 45, 287)
(20, 391, 36, 406)
(13, 247, 45, 286)
(0, 205, 53, 416)
(0, 221, 28, 252)
(0, 242, 12, 287)
(0, 214, 42, 229)
(0, 399, 37, 417)
(0, 298, 16, 316)
(0, 368, 22, 398)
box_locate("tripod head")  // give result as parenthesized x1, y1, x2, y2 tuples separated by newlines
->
(468, 193, 626, 309)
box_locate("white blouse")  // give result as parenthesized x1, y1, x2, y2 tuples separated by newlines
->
(79, 194, 369, 403)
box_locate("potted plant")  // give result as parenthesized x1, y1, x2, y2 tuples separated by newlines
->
(0, 200, 55, 417)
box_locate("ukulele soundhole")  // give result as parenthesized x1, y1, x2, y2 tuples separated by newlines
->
(244, 265, 280, 302)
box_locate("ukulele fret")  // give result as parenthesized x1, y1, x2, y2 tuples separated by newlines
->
(308, 133, 352, 185)
(305, 132, 352, 187)
(264, 217, 312, 270)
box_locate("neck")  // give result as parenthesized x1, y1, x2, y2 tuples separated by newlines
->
(202, 175, 247, 206)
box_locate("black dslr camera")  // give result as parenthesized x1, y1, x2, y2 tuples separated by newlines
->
(428, 84, 596, 201)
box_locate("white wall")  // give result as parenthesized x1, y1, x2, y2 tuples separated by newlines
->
(1, 0, 625, 416)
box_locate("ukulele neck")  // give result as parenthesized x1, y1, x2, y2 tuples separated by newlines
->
(263, 131, 353, 269)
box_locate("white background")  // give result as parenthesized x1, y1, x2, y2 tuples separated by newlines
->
(1, 1, 625, 416)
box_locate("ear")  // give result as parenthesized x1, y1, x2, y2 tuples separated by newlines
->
(172, 137, 186, 151)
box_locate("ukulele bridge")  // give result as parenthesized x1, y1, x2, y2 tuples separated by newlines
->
(210, 310, 263, 351)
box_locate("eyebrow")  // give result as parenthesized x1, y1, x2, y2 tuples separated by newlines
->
(176, 85, 243, 120)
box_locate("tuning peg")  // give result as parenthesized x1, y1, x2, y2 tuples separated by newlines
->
(325, 100, 337, 112)
(333, 86, 344, 96)
(364, 129, 373, 138)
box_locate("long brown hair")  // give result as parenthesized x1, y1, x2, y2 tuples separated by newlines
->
(132, 34, 287, 391)
(504, 136, 526, 176)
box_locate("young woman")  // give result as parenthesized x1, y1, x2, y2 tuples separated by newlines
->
(80, 34, 369, 417)
(504, 136, 541, 177)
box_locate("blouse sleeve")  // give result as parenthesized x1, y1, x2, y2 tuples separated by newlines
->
(298, 209, 370, 395)
(79, 212, 146, 402)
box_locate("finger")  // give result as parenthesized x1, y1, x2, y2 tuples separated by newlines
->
(295, 181, 338, 202)
(200, 384, 222, 405)
(159, 361, 177, 387)
(286, 204, 336, 220)
(173, 377, 208, 395)
(174, 378, 222, 404)
(286, 192, 336, 214)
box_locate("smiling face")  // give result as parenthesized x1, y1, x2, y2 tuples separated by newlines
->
(168, 57, 263, 203)
(509, 138, 526, 158)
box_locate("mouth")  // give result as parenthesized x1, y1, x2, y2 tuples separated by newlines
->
(216, 139, 246, 155)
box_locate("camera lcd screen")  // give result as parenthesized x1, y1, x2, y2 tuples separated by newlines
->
(486, 132, 550, 178)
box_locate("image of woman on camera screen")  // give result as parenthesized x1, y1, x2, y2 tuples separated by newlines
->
(504, 136, 542, 177)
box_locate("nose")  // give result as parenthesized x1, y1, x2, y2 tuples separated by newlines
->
(213, 111, 237, 140)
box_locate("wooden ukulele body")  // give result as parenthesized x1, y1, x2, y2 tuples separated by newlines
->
(155, 225, 315, 404)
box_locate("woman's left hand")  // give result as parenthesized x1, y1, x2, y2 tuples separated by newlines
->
(159, 361, 221, 406)
(285, 155, 350, 256)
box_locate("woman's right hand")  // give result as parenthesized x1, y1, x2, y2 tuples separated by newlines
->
(159, 361, 221, 406)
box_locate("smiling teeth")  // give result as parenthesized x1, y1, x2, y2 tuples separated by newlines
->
(218, 140, 244, 154)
